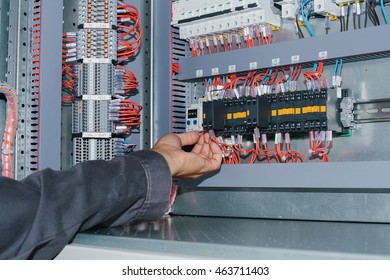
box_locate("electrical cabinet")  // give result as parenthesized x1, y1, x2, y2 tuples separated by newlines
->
(3, 0, 390, 259)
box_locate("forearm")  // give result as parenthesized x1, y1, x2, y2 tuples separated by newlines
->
(0, 150, 172, 260)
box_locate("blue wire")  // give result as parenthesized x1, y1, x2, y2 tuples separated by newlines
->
(381, 0, 389, 24)
(287, 66, 294, 81)
(334, 60, 339, 76)
(301, 0, 315, 37)
(338, 59, 343, 76)
(313, 62, 318, 71)
(265, 69, 273, 83)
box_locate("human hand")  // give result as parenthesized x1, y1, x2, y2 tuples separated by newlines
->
(152, 131, 222, 179)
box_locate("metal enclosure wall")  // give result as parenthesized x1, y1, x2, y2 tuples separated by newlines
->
(162, 1, 390, 223)
(4, 0, 62, 179)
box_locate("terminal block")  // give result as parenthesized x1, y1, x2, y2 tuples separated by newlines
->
(73, 137, 115, 164)
(78, 0, 118, 29)
(202, 88, 350, 136)
(77, 63, 115, 96)
(77, 29, 117, 63)
(172, 0, 270, 24)
(72, 96, 113, 133)
(172, 0, 280, 40)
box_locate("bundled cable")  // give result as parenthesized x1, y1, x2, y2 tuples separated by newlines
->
(332, 59, 343, 87)
(301, 0, 315, 37)
(284, 133, 304, 163)
(62, 33, 78, 104)
(115, 66, 139, 95)
(114, 138, 136, 156)
(211, 129, 304, 165)
(189, 25, 272, 57)
(309, 130, 332, 162)
(172, 63, 180, 75)
(0, 82, 18, 178)
(62, 63, 77, 104)
(109, 99, 142, 133)
(117, 2, 142, 62)
(303, 62, 328, 90)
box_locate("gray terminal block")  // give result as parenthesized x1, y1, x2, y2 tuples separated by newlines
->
(78, 0, 118, 29)
(73, 137, 115, 165)
(77, 29, 117, 62)
(78, 63, 115, 96)
(72, 97, 113, 134)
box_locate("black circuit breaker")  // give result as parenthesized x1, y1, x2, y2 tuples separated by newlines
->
(202, 89, 348, 136)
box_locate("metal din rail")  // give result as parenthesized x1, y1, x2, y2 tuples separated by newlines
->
(354, 99, 390, 123)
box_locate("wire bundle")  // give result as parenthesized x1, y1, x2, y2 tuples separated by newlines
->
(189, 25, 273, 57)
(109, 99, 142, 133)
(115, 66, 139, 95)
(117, 2, 142, 62)
(300, 0, 315, 37)
(309, 131, 332, 162)
(0, 82, 18, 178)
(210, 129, 304, 165)
(303, 62, 328, 90)
(204, 66, 302, 99)
(62, 63, 77, 104)
(113, 138, 136, 156)
(172, 63, 180, 75)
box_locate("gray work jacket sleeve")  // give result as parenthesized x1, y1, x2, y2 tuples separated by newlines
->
(0, 150, 172, 260)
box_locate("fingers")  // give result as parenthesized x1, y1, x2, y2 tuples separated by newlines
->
(203, 131, 211, 144)
(191, 132, 206, 154)
(210, 141, 223, 166)
(177, 131, 201, 147)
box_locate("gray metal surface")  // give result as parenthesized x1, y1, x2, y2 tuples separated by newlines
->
(0, 0, 9, 173)
(173, 188, 390, 222)
(179, 25, 390, 81)
(140, 0, 152, 148)
(4, 0, 63, 177)
(354, 99, 390, 123)
(179, 161, 390, 189)
(71, 216, 390, 259)
(7, 0, 31, 179)
(38, 0, 63, 171)
(151, 0, 172, 141)
(57, 244, 192, 260)
(0, 0, 10, 81)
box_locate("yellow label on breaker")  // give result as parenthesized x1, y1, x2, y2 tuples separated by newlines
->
(272, 110, 277, 117)
(295, 108, 301, 115)
(227, 113, 232, 120)
(287, 108, 295, 115)
(278, 109, 286, 116)
(312, 106, 320, 113)
(233, 111, 247, 119)
(302, 106, 312, 114)
(320, 106, 327, 113)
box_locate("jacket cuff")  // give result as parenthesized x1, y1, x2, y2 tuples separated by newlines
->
(130, 150, 172, 221)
